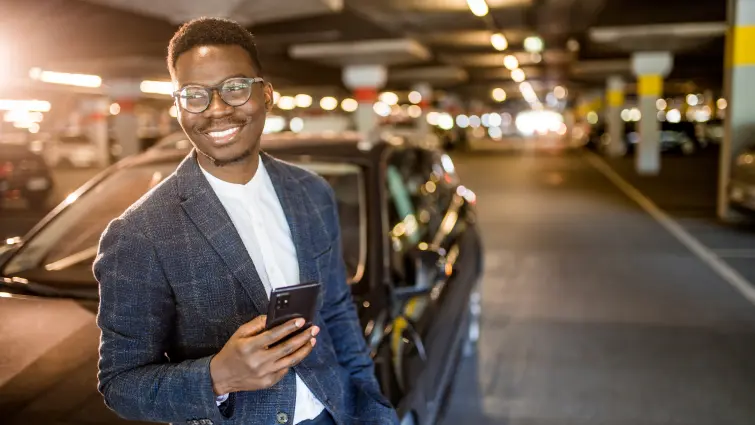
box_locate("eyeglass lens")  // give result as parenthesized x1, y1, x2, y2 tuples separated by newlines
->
(178, 78, 255, 112)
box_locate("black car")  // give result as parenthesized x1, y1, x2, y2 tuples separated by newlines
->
(730, 144, 755, 214)
(0, 142, 54, 210)
(0, 132, 483, 425)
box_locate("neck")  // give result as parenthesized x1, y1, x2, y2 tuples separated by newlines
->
(197, 150, 260, 184)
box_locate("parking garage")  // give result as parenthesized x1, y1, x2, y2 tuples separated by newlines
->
(1, 1, 755, 424)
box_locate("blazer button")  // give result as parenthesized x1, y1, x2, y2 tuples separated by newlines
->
(276, 412, 289, 424)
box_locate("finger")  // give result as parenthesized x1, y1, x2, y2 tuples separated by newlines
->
(270, 338, 316, 372)
(234, 315, 268, 338)
(267, 326, 320, 361)
(258, 318, 308, 348)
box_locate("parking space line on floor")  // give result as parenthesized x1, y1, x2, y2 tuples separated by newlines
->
(584, 151, 755, 306)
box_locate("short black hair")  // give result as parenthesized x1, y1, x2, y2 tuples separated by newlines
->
(167, 17, 263, 79)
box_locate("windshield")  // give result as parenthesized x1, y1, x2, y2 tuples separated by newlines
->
(3, 158, 365, 283)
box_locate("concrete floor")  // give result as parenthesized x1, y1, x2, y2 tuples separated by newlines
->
(440, 149, 755, 425)
(1, 147, 755, 424)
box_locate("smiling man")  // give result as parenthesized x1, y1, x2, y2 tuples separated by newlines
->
(94, 17, 399, 425)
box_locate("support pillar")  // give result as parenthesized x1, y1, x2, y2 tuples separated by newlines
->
(107, 80, 142, 160)
(718, 0, 755, 221)
(81, 97, 110, 167)
(606, 76, 626, 157)
(342, 65, 387, 136)
(632, 52, 673, 175)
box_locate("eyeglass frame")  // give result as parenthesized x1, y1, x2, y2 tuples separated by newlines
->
(171, 77, 266, 114)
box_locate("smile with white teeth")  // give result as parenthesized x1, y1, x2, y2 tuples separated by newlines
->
(207, 127, 239, 139)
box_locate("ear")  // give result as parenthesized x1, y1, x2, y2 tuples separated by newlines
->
(264, 82, 274, 113)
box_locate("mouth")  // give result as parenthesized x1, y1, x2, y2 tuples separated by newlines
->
(204, 126, 242, 146)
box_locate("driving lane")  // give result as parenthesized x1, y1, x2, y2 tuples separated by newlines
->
(441, 150, 755, 425)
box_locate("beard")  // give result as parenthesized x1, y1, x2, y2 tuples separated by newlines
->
(198, 146, 254, 167)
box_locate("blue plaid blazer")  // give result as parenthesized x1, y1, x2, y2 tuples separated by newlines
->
(94, 150, 399, 425)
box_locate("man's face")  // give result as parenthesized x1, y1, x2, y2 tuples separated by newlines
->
(173, 45, 272, 167)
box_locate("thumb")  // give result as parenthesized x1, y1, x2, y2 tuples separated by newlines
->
(235, 315, 267, 338)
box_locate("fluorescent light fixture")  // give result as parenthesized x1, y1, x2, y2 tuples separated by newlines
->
(141, 80, 174, 95)
(0, 99, 51, 112)
(29, 68, 102, 88)
(466, 0, 489, 17)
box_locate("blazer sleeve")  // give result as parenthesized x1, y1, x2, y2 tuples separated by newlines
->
(318, 185, 390, 406)
(94, 217, 231, 424)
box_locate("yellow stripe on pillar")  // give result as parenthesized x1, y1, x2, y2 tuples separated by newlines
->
(638, 74, 662, 97)
(732, 26, 755, 66)
(607, 90, 624, 107)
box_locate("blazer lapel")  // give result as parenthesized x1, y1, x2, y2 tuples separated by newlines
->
(261, 152, 321, 286)
(175, 150, 269, 315)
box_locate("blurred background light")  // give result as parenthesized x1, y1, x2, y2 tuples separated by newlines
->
(295, 94, 312, 108)
(320, 96, 338, 111)
(341, 98, 358, 112)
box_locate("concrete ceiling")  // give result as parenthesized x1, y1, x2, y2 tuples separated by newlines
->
(0, 0, 729, 103)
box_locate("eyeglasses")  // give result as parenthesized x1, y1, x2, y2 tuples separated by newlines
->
(172, 77, 265, 114)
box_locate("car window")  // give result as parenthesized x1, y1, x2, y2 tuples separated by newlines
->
(3, 159, 365, 283)
(3, 162, 179, 276)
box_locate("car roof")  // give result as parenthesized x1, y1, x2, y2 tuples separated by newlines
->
(141, 131, 412, 169)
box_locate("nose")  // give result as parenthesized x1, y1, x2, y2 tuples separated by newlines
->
(204, 89, 233, 118)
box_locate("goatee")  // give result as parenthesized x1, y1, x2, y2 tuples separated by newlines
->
(199, 147, 254, 167)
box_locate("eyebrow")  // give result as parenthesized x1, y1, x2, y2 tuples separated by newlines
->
(180, 73, 254, 89)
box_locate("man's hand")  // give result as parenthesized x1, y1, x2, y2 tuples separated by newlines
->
(209, 315, 319, 395)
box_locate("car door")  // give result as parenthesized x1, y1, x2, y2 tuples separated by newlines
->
(384, 147, 463, 412)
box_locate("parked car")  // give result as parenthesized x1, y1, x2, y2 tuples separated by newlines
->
(730, 144, 755, 214)
(0, 132, 483, 425)
(38, 134, 99, 168)
(0, 142, 54, 210)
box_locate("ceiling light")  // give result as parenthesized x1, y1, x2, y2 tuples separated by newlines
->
(503, 55, 519, 70)
(0, 99, 51, 112)
(524, 36, 544, 53)
(408, 91, 422, 104)
(717, 98, 727, 110)
(656, 99, 667, 110)
(686, 94, 698, 106)
(277, 96, 295, 110)
(30, 68, 102, 88)
(320, 96, 338, 111)
(295, 94, 312, 108)
(511, 68, 526, 83)
(490, 33, 508, 51)
(140, 80, 173, 95)
(341, 98, 358, 112)
(466, 0, 489, 17)
(379, 92, 399, 106)
(492, 88, 507, 102)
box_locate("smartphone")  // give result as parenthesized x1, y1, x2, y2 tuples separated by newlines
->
(264, 281, 321, 346)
